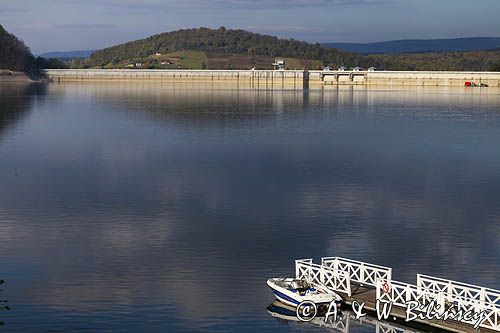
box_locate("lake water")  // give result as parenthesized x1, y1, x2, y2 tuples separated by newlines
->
(0, 82, 499, 332)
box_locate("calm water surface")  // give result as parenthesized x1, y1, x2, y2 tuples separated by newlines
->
(0, 82, 499, 332)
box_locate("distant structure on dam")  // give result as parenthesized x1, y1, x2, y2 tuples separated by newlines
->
(44, 69, 500, 88)
(311, 70, 500, 87)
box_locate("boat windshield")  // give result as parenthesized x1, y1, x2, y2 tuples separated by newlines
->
(292, 280, 309, 289)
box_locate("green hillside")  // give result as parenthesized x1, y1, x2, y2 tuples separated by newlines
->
(0, 25, 66, 74)
(4, 23, 498, 72)
(366, 49, 500, 71)
(87, 27, 500, 71)
(0, 24, 37, 72)
(89, 27, 360, 69)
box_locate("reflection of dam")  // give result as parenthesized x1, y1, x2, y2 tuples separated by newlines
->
(46, 82, 500, 113)
(44, 69, 500, 87)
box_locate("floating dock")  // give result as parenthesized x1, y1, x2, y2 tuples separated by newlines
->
(294, 257, 500, 333)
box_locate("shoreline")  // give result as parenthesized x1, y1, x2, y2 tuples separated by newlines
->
(0, 70, 47, 82)
(0, 71, 32, 82)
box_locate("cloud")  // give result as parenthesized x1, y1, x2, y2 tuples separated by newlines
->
(54, 0, 388, 11)
(180, 0, 390, 9)
(0, 5, 30, 14)
(54, 23, 117, 30)
(218, 0, 385, 6)
(244, 25, 327, 34)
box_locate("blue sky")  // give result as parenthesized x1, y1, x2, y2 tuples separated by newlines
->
(1, 0, 500, 53)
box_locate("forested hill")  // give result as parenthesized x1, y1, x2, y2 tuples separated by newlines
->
(0, 24, 37, 72)
(324, 37, 500, 54)
(89, 27, 361, 68)
(5, 23, 496, 72)
(0, 25, 68, 74)
(366, 49, 500, 72)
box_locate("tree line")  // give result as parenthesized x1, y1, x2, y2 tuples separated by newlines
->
(364, 50, 500, 72)
(89, 27, 362, 68)
(0, 24, 66, 74)
(2, 25, 500, 72)
(88, 27, 500, 71)
(0, 24, 37, 73)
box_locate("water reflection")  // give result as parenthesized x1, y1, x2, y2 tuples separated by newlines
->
(0, 280, 9, 326)
(266, 301, 426, 333)
(0, 82, 499, 332)
(0, 83, 46, 141)
(46, 82, 500, 113)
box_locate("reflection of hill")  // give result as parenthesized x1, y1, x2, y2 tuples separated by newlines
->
(0, 83, 46, 141)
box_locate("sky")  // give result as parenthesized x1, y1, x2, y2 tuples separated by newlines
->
(1, 0, 500, 53)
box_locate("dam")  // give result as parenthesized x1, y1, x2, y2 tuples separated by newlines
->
(43, 69, 500, 88)
(43, 69, 309, 89)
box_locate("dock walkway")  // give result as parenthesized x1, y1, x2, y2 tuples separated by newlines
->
(295, 257, 500, 333)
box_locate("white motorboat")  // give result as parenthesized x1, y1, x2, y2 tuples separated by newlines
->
(267, 277, 343, 308)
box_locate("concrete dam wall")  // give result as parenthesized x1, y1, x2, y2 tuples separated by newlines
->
(44, 69, 308, 89)
(44, 69, 500, 88)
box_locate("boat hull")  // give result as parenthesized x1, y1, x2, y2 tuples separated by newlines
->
(267, 278, 342, 308)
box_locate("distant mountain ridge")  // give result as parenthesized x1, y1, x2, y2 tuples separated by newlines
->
(39, 50, 94, 59)
(323, 37, 500, 54)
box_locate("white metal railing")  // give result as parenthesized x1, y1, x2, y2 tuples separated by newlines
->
(377, 279, 500, 331)
(482, 303, 500, 332)
(317, 310, 350, 333)
(295, 259, 351, 297)
(321, 257, 392, 288)
(292, 256, 500, 332)
(417, 274, 500, 307)
(377, 320, 415, 333)
(417, 274, 500, 331)
(376, 279, 444, 310)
